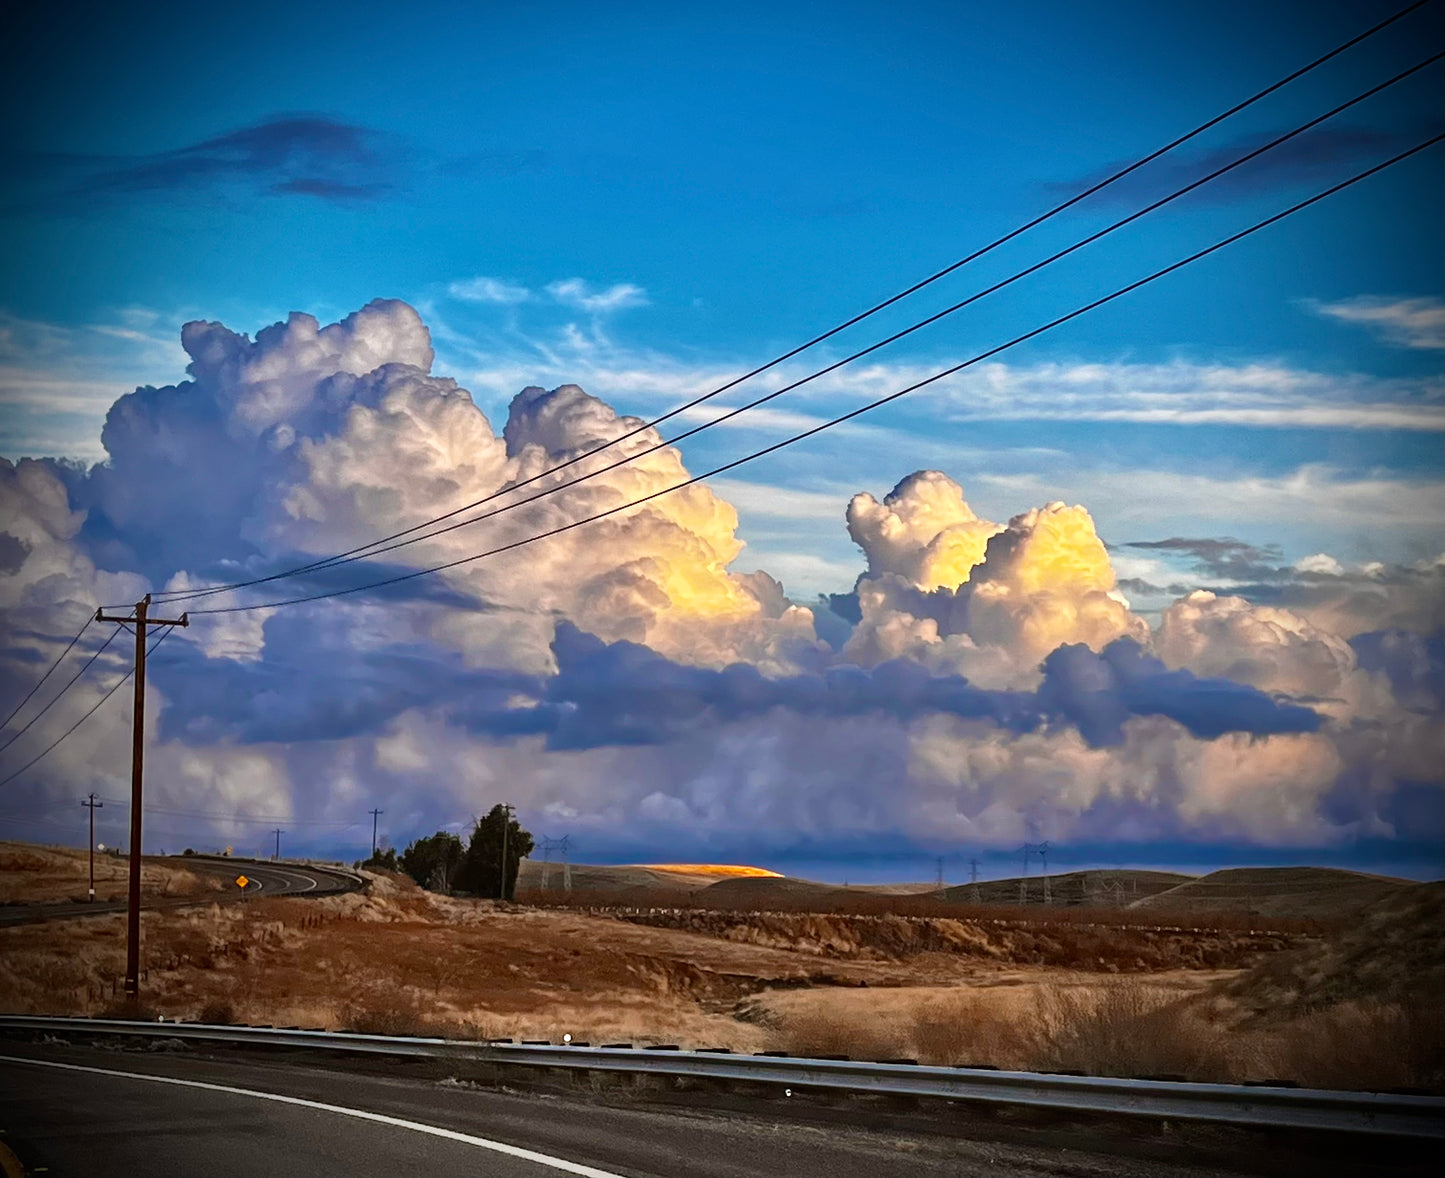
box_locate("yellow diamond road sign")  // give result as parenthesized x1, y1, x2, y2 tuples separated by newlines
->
(235, 875, 250, 889)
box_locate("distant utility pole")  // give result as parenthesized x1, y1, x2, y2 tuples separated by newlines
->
(81, 793, 103, 901)
(935, 856, 944, 891)
(1039, 842, 1051, 906)
(96, 595, 188, 997)
(969, 857, 981, 904)
(498, 803, 514, 901)
(272, 828, 284, 861)
(1018, 844, 1029, 905)
(369, 808, 383, 857)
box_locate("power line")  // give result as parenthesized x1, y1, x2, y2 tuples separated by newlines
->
(145, 0, 1432, 609)
(0, 623, 123, 756)
(149, 50, 1444, 609)
(0, 626, 177, 790)
(0, 615, 93, 731)
(185, 133, 1444, 618)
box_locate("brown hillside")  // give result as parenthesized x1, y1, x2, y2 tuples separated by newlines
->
(1133, 866, 1410, 920)
(1218, 881, 1445, 1022)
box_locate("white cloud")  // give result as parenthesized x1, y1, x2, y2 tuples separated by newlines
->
(1310, 296, 1445, 351)
(3, 300, 1441, 861)
(446, 276, 532, 304)
(544, 278, 649, 313)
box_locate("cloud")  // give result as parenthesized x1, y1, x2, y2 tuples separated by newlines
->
(1309, 296, 1445, 350)
(1, 300, 1439, 864)
(447, 277, 533, 305)
(6, 116, 397, 211)
(1045, 124, 1421, 207)
(1124, 537, 1284, 583)
(544, 279, 649, 313)
(844, 474, 1146, 688)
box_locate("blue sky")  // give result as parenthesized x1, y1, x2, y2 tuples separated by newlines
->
(0, 0, 1441, 877)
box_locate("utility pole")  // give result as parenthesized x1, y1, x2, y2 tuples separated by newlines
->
(369, 808, 383, 857)
(968, 857, 981, 904)
(498, 803, 514, 901)
(272, 828, 284, 861)
(1018, 844, 1029, 905)
(935, 856, 944, 891)
(1039, 842, 1051, 906)
(81, 794, 103, 901)
(95, 595, 187, 997)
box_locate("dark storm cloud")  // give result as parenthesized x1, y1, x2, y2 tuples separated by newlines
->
(3, 116, 398, 212)
(1124, 536, 1284, 582)
(1047, 123, 1429, 207)
(526, 624, 1321, 752)
(1038, 639, 1323, 746)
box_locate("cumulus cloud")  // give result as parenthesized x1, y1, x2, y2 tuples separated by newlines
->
(1310, 296, 1445, 350)
(0, 300, 1440, 863)
(844, 474, 1145, 688)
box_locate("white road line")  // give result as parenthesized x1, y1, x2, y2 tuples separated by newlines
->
(0, 1054, 627, 1178)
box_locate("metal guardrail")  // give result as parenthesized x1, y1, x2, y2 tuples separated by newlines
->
(3, 1015, 1441, 1138)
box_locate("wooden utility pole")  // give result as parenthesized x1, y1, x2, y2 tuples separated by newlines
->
(81, 793, 103, 900)
(369, 808, 383, 857)
(272, 828, 284, 860)
(499, 802, 514, 901)
(95, 595, 188, 996)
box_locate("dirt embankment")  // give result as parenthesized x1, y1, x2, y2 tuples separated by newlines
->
(610, 908, 1293, 971)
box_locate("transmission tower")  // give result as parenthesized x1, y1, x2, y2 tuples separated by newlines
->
(537, 834, 572, 895)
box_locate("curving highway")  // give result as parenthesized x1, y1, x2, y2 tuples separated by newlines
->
(0, 1038, 1274, 1178)
(0, 856, 360, 927)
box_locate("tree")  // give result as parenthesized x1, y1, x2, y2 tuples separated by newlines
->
(399, 831, 464, 892)
(455, 805, 533, 900)
(357, 846, 399, 873)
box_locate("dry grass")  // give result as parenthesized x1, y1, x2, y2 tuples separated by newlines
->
(0, 841, 223, 904)
(771, 979, 1443, 1091)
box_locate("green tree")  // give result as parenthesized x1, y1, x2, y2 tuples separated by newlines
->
(455, 805, 533, 900)
(358, 846, 399, 873)
(399, 831, 464, 892)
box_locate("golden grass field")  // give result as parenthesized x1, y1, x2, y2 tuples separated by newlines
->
(2, 844, 1440, 1093)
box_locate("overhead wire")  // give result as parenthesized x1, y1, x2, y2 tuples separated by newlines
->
(0, 625, 177, 790)
(0, 614, 93, 732)
(145, 0, 1435, 608)
(144, 50, 1445, 608)
(0, 624, 123, 756)
(184, 132, 1444, 618)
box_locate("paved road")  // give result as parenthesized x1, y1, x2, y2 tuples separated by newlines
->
(0, 1038, 1272, 1178)
(0, 857, 359, 927)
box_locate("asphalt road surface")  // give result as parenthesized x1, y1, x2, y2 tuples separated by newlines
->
(3, 1038, 1411, 1178)
(0, 857, 359, 927)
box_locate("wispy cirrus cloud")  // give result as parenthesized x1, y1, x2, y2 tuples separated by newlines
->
(446, 277, 533, 305)
(444, 276, 650, 314)
(1308, 296, 1445, 350)
(544, 278, 649, 313)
